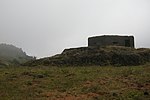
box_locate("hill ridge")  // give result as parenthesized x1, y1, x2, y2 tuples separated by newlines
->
(0, 43, 34, 66)
(24, 46, 150, 66)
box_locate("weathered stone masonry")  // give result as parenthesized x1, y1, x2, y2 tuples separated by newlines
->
(88, 35, 134, 48)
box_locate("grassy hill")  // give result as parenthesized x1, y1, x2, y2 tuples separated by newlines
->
(25, 46, 150, 66)
(0, 64, 150, 99)
(0, 46, 150, 99)
(0, 43, 34, 66)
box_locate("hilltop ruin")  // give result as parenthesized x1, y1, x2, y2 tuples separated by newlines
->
(88, 35, 134, 48)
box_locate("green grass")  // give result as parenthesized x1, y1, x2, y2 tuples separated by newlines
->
(0, 64, 150, 100)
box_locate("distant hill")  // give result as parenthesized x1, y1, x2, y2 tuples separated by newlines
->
(24, 46, 150, 66)
(0, 43, 34, 66)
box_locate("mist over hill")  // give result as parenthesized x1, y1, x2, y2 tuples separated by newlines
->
(0, 43, 34, 66)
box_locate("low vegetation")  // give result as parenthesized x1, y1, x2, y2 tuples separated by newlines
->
(0, 45, 150, 99)
(0, 64, 150, 99)
(0, 43, 34, 66)
(25, 46, 150, 66)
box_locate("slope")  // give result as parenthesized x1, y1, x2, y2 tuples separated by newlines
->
(0, 43, 34, 66)
(25, 46, 150, 66)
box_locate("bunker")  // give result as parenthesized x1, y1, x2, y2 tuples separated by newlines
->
(88, 35, 134, 48)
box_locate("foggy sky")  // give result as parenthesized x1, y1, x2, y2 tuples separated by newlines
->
(0, 0, 150, 58)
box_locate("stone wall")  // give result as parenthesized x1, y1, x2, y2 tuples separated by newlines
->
(88, 35, 134, 48)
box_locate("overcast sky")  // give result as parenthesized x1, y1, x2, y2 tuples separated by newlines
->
(0, 0, 150, 58)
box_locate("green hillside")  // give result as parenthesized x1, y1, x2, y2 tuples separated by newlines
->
(25, 46, 150, 66)
(0, 64, 150, 99)
(0, 45, 150, 99)
(0, 43, 34, 66)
